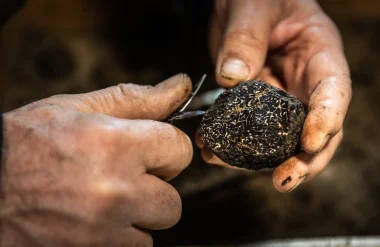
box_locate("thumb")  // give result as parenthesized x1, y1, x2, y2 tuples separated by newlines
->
(42, 73, 192, 120)
(212, 0, 280, 88)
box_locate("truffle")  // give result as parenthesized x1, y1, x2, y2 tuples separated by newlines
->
(200, 80, 306, 170)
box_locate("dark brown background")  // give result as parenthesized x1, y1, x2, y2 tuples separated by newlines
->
(1, 0, 380, 246)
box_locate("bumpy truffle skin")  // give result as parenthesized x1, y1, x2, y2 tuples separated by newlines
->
(200, 80, 306, 170)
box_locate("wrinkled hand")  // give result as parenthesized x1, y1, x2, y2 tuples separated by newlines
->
(198, 0, 352, 192)
(0, 74, 193, 247)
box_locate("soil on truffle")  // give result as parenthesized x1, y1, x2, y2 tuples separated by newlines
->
(200, 80, 306, 170)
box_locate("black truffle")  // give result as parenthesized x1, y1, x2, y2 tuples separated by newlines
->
(200, 80, 306, 170)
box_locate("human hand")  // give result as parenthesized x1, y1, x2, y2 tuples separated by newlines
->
(198, 0, 352, 192)
(0, 74, 193, 247)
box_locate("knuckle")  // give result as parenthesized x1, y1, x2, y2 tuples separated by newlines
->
(76, 117, 121, 149)
(307, 104, 337, 132)
(87, 178, 134, 221)
(42, 94, 67, 104)
(115, 83, 153, 106)
(93, 179, 119, 199)
(303, 25, 324, 42)
(116, 83, 151, 95)
(93, 122, 120, 142)
(95, 178, 134, 203)
(156, 123, 193, 171)
(114, 83, 136, 98)
(225, 28, 263, 49)
(88, 180, 119, 214)
(128, 121, 161, 150)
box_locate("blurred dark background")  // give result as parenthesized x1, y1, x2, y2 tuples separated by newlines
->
(1, 0, 380, 246)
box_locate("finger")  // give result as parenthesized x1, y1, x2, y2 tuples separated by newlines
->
(273, 12, 352, 153)
(42, 73, 192, 120)
(272, 129, 343, 193)
(213, 0, 281, 88)
(201, 146, 230, 168)
(92, 176, 181, 231)
(195, 131, 245, 170)
(131, 174, 182, 230)
(301, 49, 352, 154)
(126, 120, 193, 181)
(201, 147, 247, 171)
(108, 227, 153, 247)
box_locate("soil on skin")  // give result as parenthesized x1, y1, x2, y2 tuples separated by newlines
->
(1, 1, 380, 245)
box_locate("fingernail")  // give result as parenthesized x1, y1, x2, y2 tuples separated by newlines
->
(220, 58, 249, 80)
(286, 174, 308, 193)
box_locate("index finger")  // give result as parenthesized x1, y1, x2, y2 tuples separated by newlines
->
(125, 120, 193, 181)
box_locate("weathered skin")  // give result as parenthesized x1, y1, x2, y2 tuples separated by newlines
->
(200, 80, 306, 170)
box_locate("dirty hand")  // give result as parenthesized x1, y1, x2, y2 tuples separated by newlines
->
(0, 74, 193, 247)
(198, 0, 352, 192)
